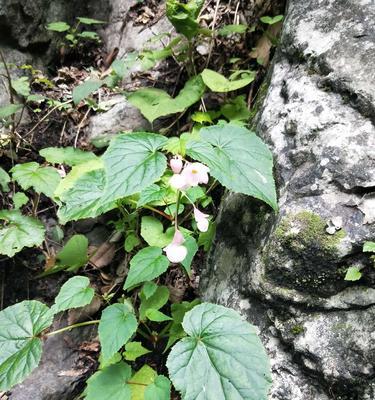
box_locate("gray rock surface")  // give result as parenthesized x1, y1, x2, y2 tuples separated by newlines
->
(201, 0, 375, 399)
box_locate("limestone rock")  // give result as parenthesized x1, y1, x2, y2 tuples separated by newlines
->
(201, 0, 375, 398)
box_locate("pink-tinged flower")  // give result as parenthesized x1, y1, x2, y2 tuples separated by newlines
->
(194, 207, 210, 232)
(170, 155, 183, 174)
(169, 173, 189, 190)
(163, 229, 187, 263)
(181, 162, 210, 187)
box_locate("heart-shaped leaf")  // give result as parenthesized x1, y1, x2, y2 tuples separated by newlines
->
(167, 302, 272, 400)
(202, 69, 254, 92)
(0, 300, 53, 390)
(72, 79, 103, 105)
(55, 234, 89, 271)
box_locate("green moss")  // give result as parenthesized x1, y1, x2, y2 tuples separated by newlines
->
(275, 211, 345, 256)
(290, 325, 304, 335)
(249, 80, 270, 128)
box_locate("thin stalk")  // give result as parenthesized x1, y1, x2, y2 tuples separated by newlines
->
(137, 327, 153, 342)
(127, 199, 173, 221)
(175, 191, 182, 227)
(46, 320, 100, 337)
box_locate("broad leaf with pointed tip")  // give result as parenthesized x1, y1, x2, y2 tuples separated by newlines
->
(99, 304, 138, 361)
(186, 124, 277, 210)
(167, 302, 272, 400)
(40, 147, 97, 166)
(0, 300, 53, 391)
(53, 276, 94, 313)
(202, 69, 255, 92)
(0, 210, 45, 257)
(145, 375, 171, 400)
(11, 162, 61, 198)
(72, 79, 103, 104)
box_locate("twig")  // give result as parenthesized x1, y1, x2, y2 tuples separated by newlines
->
(205, 0, 221, 68)
(74, 107, 90, 147)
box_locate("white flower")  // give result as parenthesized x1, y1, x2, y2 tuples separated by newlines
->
(170, 155, 183, 174)
(193, 207, 210, 232)
(181, 162, 210, 187)
(163, 229, 188, 263)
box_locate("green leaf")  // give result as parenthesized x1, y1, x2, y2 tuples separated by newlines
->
(11, 162, 61, 198)
(0, 104, 22, 119)
(191, 111, 213, 124)
(123, 342, 151, 361)
(130, 365, 157, 400)
(186, 124, 277, 210)
(140, 216, 173, 248)
(137, 184, 170, 208)
(218, 24, 247, 36)
(344, 266, 362, 281)
(145, 375, 171, 400)
(99, 303, 138, 360)
(78, 31, 100, 40)
(260, 15, 283, 25)
(181, 235, 198, 274)
(167, 303, 272, 400)
(85, 362, 132, 400)
(77, 17, 105, 24)
(145, 309, 173, 322)
(128, 75, 205, 123)
(11, 77, 30, 97)
(139, 285, 169, 321)
(221, 95, 251, 121)
(46, 21, 71, 32)
(0, 210, 45, 257)
(198, 221, 216, 251)
(98, 352, 122, 369)
(12, 192, 28, 209)
(56, 234, 89, 270)
(100, 132, 168, 204)
(202, 69, 255, 92)
(141, 281, 158, 299)
(72, 79, 103, 105)
(363, 241, 375, 253)
(0, 300, 53, 391)
(0, 167, 10, 192)
(57, 168, 115, 223)
(53, 276, 94, 312)
(40, 147, 97, 166)
(124, 232, 141, 252)
(164, 203, 184, 217)
(166, 0, 204, 39)
(124, 247, 170, 290)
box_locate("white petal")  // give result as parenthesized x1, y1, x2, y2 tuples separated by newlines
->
(165, 244, 188, 263)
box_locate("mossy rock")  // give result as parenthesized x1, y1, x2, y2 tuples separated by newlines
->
(263, 211, 347, 296)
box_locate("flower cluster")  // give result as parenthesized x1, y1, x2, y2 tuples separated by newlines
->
(163, 156, 211, 263)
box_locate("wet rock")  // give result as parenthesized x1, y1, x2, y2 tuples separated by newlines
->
(201, 0, 375, 398)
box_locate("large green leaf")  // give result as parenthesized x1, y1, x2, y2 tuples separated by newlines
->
(130, 365, 157, 400)
(11, 162, 61, 198)
(100, 132, 168, 204)
(40, 147, 97, 166)
(145, 375, 171, 400)
(140, 216, 174, 248)
(0, 300, 53, 390)
(128, 76, 205, 123)
(53, 276, 94, 313)
(72, 79, 103, 105)
(201, 69, 255, 93)
(124, 247, 169, 290)
(167, 303, 272, 400)
(0, 210, 45, 257)
(57, 168, 115, 223)
(166, 0, 204, 39)
(186, 124, 277, 209)
(99, 304, 138, 361)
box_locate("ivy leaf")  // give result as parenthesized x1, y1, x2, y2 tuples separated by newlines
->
(202, 69, 255, 92)
(124, 247, 169, 290)
(344, 266, 362, 281)
(123, 342, 151, 361)
(186, 124, 277, 210)
(57, 168, 116, 223)
(100, 133, 168, 205)
(85, 362, 132, 400)
(0, 104, 23, 119)
(363, 241, 375, 253)
(140, 216, 174, 248)
(0, 167, 10, 192)
(139, 285, 169, 321)
(46, 21, 71, 32)
(11, 162, 61, 198)
(99, 304, 138, 360)
(12, 192, 28, 209)
(0, 300, 53, 391)
(72, 79, 103, 105)
(128, 75, 205, 123)
(56, 234, 89, 271)
(145, 375, 171, 400)
(167, 303, 272, 400)
(0, 210, 45, 257)
(40, 147, 97, 166)
(53, 276, 94, 313)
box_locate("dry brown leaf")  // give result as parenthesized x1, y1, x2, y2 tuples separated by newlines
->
(68, 296, 103, 325)
(89, 242, 116, 269)
(250, 22, 282, 67)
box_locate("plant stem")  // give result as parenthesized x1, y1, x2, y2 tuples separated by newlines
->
(175, 190, 181, 227)
(46, 320, 100, 337)
(137, 327, 153, 342)
(127, 199, 173, 221)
